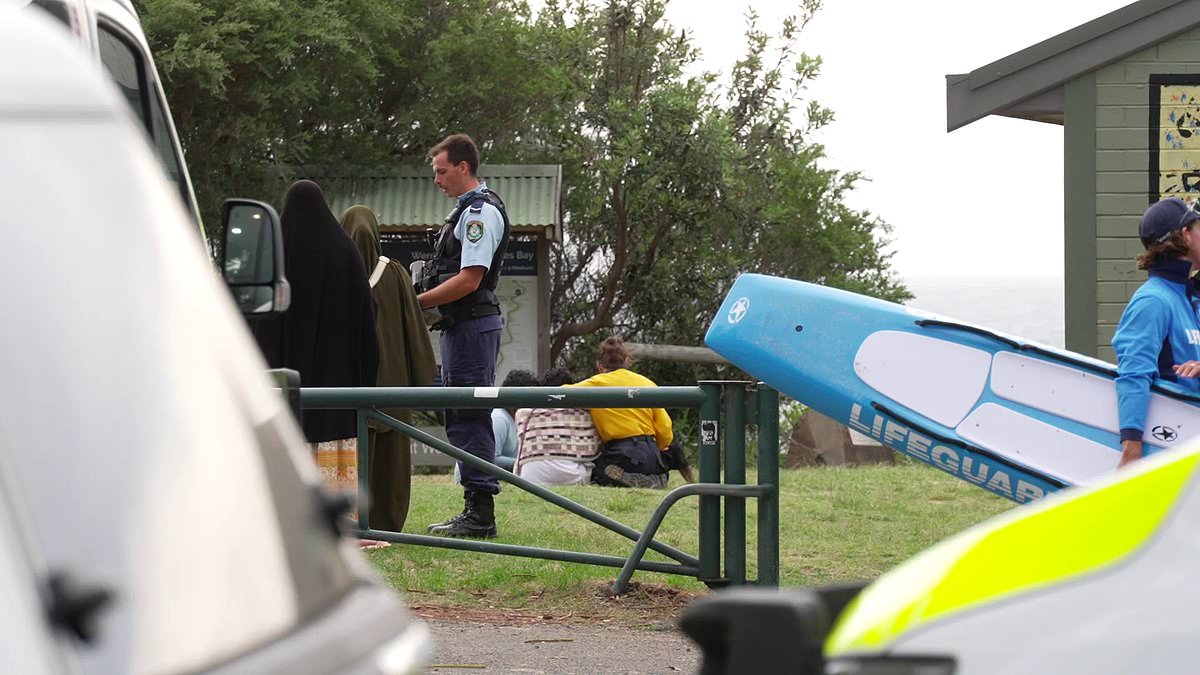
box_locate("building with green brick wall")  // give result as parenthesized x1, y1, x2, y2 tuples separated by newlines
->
(947, 0, 1200, 361)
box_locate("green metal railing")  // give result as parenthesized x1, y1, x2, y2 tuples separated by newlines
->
(300, 381, 779, 593)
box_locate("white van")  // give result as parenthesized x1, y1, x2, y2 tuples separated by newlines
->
(0, 8, 427, 674)
(16, 0, 290, 315)
(18, 0, 203, 229)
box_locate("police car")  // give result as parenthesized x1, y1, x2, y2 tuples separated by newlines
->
(0, 7, 426, 673)
(683, 440, 1200, 673)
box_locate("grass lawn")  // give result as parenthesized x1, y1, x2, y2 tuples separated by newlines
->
(365, 462, 1014, 625)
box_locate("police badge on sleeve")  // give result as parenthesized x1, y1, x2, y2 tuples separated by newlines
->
(466, 220, 485, 243)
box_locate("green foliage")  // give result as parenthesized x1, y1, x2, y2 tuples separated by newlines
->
(134, 0, 547, 228)
(137, 0, 908, 360)
(778, 397, 809, 454)
(531, 0, 909, 371)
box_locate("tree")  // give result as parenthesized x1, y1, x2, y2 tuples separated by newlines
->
(134, 0, 550, 229)
(138, 0, 907, 382)
(528, 0, 907, 377)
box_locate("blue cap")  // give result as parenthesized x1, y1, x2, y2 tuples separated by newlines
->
(1140, 197, 1199, 243)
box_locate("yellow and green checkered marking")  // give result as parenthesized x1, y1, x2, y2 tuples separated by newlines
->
(825, 449, 1200, 656)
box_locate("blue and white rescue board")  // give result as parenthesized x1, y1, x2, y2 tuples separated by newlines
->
(704, 273, 1200, 503)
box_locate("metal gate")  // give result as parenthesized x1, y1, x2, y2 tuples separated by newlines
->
(299, 380, 778, 593)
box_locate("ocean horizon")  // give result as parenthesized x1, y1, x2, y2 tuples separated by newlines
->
(902, 275, 1065, 348)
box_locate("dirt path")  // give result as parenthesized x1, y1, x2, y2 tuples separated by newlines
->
(422, 618, 700, 674)
(412, 591, 703, 674)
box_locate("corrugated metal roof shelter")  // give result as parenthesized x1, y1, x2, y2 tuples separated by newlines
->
(945, 0, 1200, 359)
(319, 164, 562, 238)
(313, 163, 562, 417)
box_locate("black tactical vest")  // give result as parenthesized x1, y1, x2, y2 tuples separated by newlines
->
(419, 188, 511, 328)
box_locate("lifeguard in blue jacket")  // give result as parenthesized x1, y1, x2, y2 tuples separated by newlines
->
(1113, 197, 1200, 467)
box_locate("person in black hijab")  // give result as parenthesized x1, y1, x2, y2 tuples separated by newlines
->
(254, 180, 379, 502)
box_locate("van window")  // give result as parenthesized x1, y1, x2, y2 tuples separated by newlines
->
(97, 26, 148, 127)
(97, 23, 191, 211)
(30, 0, 70, 26)
(149, 91, 187, 203)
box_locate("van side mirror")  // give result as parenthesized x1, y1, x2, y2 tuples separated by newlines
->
(221, 199, 290, 315)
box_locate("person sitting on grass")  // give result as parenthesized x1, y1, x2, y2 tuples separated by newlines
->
(492, 368, 539, 471)
(454, 368, 537, 485)
(574, 336, 673, 489)
(514, 367, 602, 486)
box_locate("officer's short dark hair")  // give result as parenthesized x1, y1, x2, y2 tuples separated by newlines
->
(428, 134, 480, 175)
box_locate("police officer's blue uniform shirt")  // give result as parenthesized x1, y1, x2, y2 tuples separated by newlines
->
(455, 183, 505, 270)
(441, 181, 505, 496)
(1113, 258, 1200, 446)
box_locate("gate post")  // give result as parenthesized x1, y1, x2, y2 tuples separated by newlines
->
(698, 381, 723, 584)
(756, 384, 780, 587)
(722, 382, 747, 585)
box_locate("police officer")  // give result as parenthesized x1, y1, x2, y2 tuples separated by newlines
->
(418, 134, 510, 537)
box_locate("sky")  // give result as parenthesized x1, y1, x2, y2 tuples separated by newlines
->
(663, 0, 1134, 280)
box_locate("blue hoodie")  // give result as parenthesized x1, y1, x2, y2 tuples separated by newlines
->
(1113, 258, 1200, 443)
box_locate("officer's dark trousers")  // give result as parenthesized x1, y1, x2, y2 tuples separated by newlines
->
(440, 316, 503, 495)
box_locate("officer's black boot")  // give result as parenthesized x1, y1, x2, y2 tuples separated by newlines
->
(427, 491, 497, 538)
(426, 492, 471, 533)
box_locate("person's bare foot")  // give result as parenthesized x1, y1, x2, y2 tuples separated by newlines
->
(358, 539, 390, 550)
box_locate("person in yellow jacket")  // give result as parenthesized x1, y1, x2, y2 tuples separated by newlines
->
(573, 336, 673, 488)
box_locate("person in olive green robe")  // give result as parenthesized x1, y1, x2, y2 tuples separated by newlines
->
(341, 205, 437, 532)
